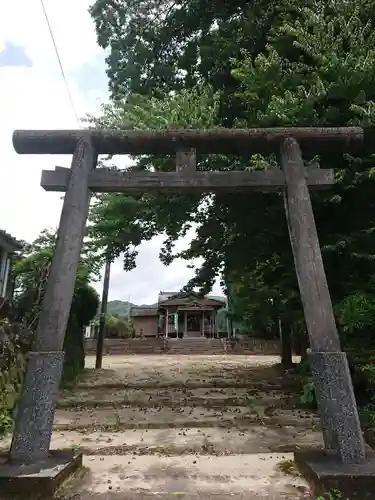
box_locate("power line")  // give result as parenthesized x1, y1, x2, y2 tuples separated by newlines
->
(39, 0, 81, 127)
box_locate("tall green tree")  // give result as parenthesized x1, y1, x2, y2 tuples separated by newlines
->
(88, 0, 291, 297)
(90, 0, 278, 107)
(14, 229, 100, 381)
(89, 0, 375, 344)
(87, 86, 223, 287)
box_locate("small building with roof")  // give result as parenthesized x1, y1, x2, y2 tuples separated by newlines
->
(131, 291, 226, 338)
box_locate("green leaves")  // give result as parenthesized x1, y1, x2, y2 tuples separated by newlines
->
(90, 0, 276, 97)
(87, 85, 221, 275)
(96, 315, 134, 338)
(12, 229, 100, 333)
(232, 0, 375, 129)
(337, 292, 375, 335)
(227, 0, 375, 330)
(87, 84, 221, 131)
(14, 229, 101, 296)
(88, 0, 375, 343)
(0, 318, 33, 435)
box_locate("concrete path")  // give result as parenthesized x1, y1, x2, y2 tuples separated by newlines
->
(1, 355, 317, 498)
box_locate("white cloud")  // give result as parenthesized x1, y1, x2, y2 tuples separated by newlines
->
(0, 0, 102, 72)
(107, 231, 223, 306)
(0, 0, 223, 305)
(109, 239, 198, 306)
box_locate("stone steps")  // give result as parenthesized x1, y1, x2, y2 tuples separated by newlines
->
(74, 380, 286, 390)
(101, 346, 166, 355)
(166, 338, 224, 355)
(53, 405, 253, 431)
(53, 404, 319, 432)
(52, 356, 312, 498)
(0, 426, 323, 457)
(60, 454, 311, 499)
(84, 339, 282, 356)
(58, 386, 293, 409)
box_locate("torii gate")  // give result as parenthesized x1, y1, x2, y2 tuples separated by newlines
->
(6, 127, 373, 491)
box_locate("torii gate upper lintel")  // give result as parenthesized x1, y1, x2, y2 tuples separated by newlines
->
(12, 126, 369, 155)
(8, 127, 371, 472)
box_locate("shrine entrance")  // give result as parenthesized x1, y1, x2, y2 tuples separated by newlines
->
(158, 292, 223, 338)
(186, 312, 202, 337)
(8, 127, 372, 481)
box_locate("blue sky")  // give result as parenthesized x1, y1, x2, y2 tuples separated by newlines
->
(0, 42, 32, 67)
(0, 0, 222, 305)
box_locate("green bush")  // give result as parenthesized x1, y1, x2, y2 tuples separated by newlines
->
(360, 364, 375, 386)
(337, 293, 375, 339)
(62, 283, 99, 384)
(100, 315, 134, 339)
(300, 378, 316, 408)
(0, 285, 99, 437)
(358, 364, 375, 425)
(11, 229, 101, 386)
(0, 319, 33, 436)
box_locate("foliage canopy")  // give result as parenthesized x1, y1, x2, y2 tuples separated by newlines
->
(89, 0, 375, 337)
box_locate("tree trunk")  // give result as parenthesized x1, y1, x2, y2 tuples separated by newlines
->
(279, 319, 293, 368)
(300, 337, 309, 363)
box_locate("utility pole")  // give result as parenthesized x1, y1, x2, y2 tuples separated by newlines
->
(226, 281, 234, 338)
(95, 254, 111, 369)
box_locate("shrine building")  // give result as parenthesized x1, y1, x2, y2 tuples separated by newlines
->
(131, 291, 226, 338)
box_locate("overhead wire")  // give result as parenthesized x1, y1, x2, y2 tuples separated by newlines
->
(39, 0, 81, 127)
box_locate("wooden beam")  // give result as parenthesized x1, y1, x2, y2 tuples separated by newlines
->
(40, 166, 335, 193)
(13, 127, 366, 155)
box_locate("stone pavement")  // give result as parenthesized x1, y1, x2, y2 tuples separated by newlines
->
(1, 355, 318, 499)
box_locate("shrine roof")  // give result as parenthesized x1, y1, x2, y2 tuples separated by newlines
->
(158, 292, 225, 308)
(131, 307, 158, 317)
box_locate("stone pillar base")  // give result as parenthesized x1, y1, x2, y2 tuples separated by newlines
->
(309, 351, 366, 464)
(10, 351, 64, 464)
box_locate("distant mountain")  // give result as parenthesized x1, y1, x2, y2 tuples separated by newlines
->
(106, 295, 226, 318)
(106, 300, 158, 317)
(107, 300, 134, 317)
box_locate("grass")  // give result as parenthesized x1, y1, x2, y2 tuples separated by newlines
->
(276, 459, 301, 478)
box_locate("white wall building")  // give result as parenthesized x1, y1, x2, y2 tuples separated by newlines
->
(0, 229, 22, 300)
